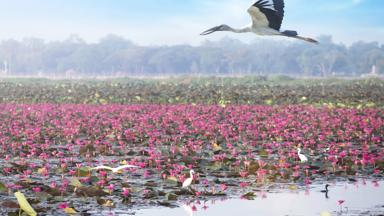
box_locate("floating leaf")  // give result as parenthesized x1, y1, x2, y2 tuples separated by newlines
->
(212, 143, 222, 151)
(165, 193, 178, 201)
(144, 181, 158, 187)
(79, 144, 96, 156)
(320, 211, 332, 216)
(97, 199, 115, 208)
(77, 167, 91, 177)
(166, 176, 178, 183)
(106, 133, 116, 139)
(46, 187, 63, 197)
(75, 187, 109, 197)
(14, 191, 37, 216)
(157, 201, 177, 207)
(37, 167, 47, 175)
(0, 182, 7, 193)
(265, 99, 273, 105)
(64, 207, 77, 214)
(258, 149, 269, 158)
(104, 200, 114, 207)
(70, 177, 83, 188)
(241, 192, 256, 200)
(366, 102, 376, 108)
(99, 98, 108, 105)
(1, 200, 19, 208)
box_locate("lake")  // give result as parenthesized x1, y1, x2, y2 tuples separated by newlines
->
(137, 179, 383, 216)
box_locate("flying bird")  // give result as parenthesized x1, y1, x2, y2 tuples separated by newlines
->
(90, 164, 139, 173)
(201, 0, 318, 44)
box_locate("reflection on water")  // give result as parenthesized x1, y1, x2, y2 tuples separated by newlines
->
(138, 179, 383, 216)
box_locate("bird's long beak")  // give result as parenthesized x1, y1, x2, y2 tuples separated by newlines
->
(200, 26, 220, 35)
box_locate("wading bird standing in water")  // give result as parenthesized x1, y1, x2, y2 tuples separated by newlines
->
(297, 148, 308, 163)
(201, 0, 318, 44)
(321, 184, 330, 199)
(182, 169, 195, 188)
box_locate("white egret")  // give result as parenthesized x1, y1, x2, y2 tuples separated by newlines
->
(297, 148, 308, 163)
(90, 164, 139, 173)
(182, 170, 195, 188)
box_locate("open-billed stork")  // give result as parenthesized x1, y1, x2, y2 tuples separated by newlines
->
(201, 0, 318, 44)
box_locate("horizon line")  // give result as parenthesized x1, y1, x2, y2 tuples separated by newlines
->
(0, 34, 382, 47)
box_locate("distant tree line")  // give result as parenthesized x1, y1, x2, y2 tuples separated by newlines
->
(0, 34, 383, 77)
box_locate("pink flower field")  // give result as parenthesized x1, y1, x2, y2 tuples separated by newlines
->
(0, 103, 383, 214)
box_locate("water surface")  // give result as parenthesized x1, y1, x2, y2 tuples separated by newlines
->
(138, 180, 383, 216)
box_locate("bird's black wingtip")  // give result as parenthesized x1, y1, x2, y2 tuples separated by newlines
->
(292, 35, 319, 44)
(309, 38, 320, 44)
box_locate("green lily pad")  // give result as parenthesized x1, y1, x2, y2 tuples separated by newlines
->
(242, 192, 256, 200)
(165, 193, 178, 201)
(0, 182, 7, 193)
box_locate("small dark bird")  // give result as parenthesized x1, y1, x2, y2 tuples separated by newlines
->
(321, 184, 330, 199)
(201, 0, 318, 44)
(320, 184, 330, 193)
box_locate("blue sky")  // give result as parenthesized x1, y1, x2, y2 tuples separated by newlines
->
(0, 0, 382, 45)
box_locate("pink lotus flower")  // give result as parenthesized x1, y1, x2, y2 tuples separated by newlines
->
(58, 202, 69, 209)
(32, 187, 42, 193)
(220, 184, 228, 191)
(50, 182, 57, 189)
(69, 170, 76, 176)
(239, 170, 249, 178)
(108, 184, 114, 193)
(122, 188, 130, 197)
(239, 182, 249, 188)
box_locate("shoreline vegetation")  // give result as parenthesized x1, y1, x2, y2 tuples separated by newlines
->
(0, 76, 383, 107)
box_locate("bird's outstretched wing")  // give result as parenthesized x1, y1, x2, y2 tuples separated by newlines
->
(114, 164, 139, 171)
(90, 164, 138, 173)
(248, 0, 285, 31)
(90, 166, 114, 171)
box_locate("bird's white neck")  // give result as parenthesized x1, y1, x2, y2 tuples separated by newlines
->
(231, 26, 252, 33)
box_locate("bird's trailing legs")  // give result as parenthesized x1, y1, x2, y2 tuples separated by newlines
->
(281, 30, 318, 44)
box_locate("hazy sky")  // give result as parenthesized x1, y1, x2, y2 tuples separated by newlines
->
(0, 0, 383, 45)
